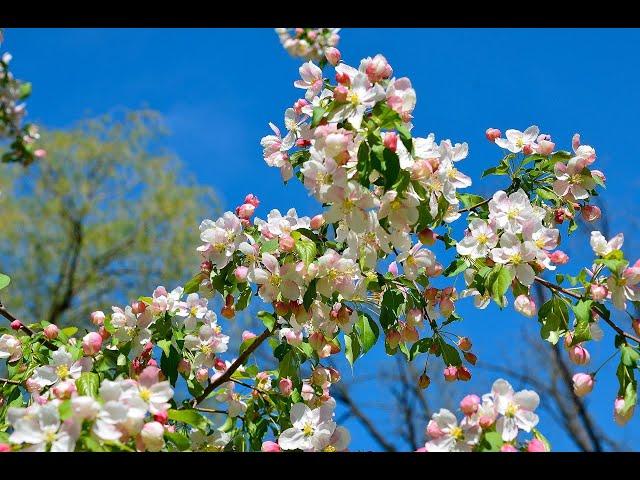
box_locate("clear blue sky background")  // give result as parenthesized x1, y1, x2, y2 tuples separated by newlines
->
(4, 28, 640, 451)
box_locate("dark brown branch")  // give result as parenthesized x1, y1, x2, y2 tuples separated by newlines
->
(192, 328, 272, 406)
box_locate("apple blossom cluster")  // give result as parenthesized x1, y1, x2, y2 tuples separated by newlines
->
(420, 379, 549, 452)
(275, 28, 340, 63)
(0, 31, 44, 166)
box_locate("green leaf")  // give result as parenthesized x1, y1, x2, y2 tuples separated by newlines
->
(355, 313, 379, 355)
(157, 339, 172, 357)
(345, 331, 361, 367)
(76, 372, 100, 398)
(59, 400, 73, 420)
(303, 279, 317, 310)
(279, 350, 300, 383)
(261, 238, 279, 253)
(485, 265, 512, 307)
(443, 258, 469, 278)
(0, 273, 10, 291)
(257, 311, 276, 332)
(61, 326, 78, 337)
(409, 337, 432, 361)
(235, 286, 252, 311)
(439, 340, 462, 367)
(594, 257, 627, 273)
(165, 431, 190, 451)
(538, 295, 569, 344)
(168, 409, 209, 431)
(183, 273, 203, 295)
(311, 106, 326, 127)
(458, 193, 486, 210)
(295, 236, 317, 266)
(620, 345, 640, 368)
(479, 431, 504, 452)
(571, 300, 593, 344)
(532, 428, 551, 452)
(160, 345, 181, 386)
(623, 381, 638, 415)
(357, 141, 371, 187)
(379, 289, 403, 330)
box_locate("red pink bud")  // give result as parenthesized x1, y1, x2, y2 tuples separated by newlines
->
(90, 310, 105, 326)
(527, 439, 547, 452)
(572, 373, 594, 397)
(244, 193, 260, 208)
(82, 332, 103, 356)
(464, 351, 478, 365)
(279, 377, 293, 396)
(418, 228, 437, 246)
(325, 47, 341, 66)
(456, 366, 472, 381)
(443, 365, 458, 382)
(590, 284, 608, 301)
(485, 128, 501, 142)
(279, 234, 295, 252)
(548, 250, 569, 265)
(44, 324, 59, 340)
(237, 203, 255, 220)
(10, 320, 22, 331)
(383, 132, 398, 152)
(581, 205, 601, 222)
(460, 394, 481, 415)
(262, 441, 281, 452)
(536, 139, 555, 155)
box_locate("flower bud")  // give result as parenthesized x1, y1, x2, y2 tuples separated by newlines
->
(365, 54, 392, 83)
(536, 139, 555, 155)
(614, 396, 635, 426)
(279, 377, 293, 396)
(460, 394, 481, 416)
(310, 214, 325, 230)
(581, 205, 601, 222)
(591, 170, 606, 185)
(456, 366, 472, 381)
(279, 234, 295, 252)
(335, 71, 351, 86)
(523, 144, 534, 155)
(514, 295, 537, 317)
(418, 228, 437, 246)
(234, 266, 249, 283)
(82, 332, 103, 356)
(244, 193, 260, 208)
(221, 304, 235, 320)
(52, 380, 76, 400)
(485, 128, 501, 142)
(590, 284, 608, 301)
(177, 358, 191, 374)
(140, 421, 165, 452)
(443, 365, 458, 382)
(196, 368, 209, 383)
(568, 344, 590, 365)
(526, 439, 547, 452)
(406, 308, 423, 327)
(333, 85, 348, 102)
(10, 320, 22, 331)
(439, 297, 454, 318)
(262, 441, 281, 452)
(44, 324, 59, 340)
(383, 132, 398, 152)
(153, 411, 168, 424)
(98, 326, 110, 341)
(479, 415, 494, 429)
(90, 310, 105, 326)
(237, 203, 255, 220)
(309, 331, 325, 351)
(387, 261, 399, 276)
(633, 319, 640, 337)
(418, 373, 431, 389)
(325, 47, 341, 66)
(214, 358, 227, 371)
(548, 250, 569, 265)
(457, 337, 472, 351)
(572, 373, 594, 397)
(242, 330, 257, 342)
(25, 377, 42, 394)
(0, 444, 10, 452)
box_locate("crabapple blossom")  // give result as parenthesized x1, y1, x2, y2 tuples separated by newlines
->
(494, 125, 539, 153)
(492, 379, 540, 442)
(514, 295, 537, 317)
(0, 333, 22, 362)
(572, 373, 595, 397)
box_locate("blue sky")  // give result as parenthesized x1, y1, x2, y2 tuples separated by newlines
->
(4, 28, 640, 451)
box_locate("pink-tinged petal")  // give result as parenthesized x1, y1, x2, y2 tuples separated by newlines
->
(553, 180, 570, 197)
(514, 390, 540, 411)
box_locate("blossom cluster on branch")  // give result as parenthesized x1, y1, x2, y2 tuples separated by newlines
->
(1, 27, 639, 452)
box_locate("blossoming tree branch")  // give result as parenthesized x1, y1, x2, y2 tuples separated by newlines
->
(0, 28, 638, 453)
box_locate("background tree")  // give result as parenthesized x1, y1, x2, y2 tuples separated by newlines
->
(0, 109, 219, 326)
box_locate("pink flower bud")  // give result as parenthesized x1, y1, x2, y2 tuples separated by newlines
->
(196, 368, 209, 383)
(153, 285, 168, 297)
(514, 295, 537, 317)
(443, 365, 458, 382)
(333, 85, 349, 102)
(279, 377, 293, 396)
(284, 329, 303, 346)
(242, 330, 257, 342)
(568, 344, 590, 365)
(386, 330, 401, 349)
(526, 439, 547, 452)
(292, 99, 308, 115)
(523, 144, 534, 155)
(426, 419, 444, 439)
(177, 358, 191, 374)
(98, 326, 110, 341)
(234, 266, 249, 283)
(614, 396, 635, 426)
(460, 394, 481, 416)
(309, 214, 325, 231)
(90, 310, 105, 326)
(237, 203, 255, 220)
(401, 325, 419, 343)
(335, 71, 351, 86)
(131, 301, 147, 315)
(10, 320, 22, 331)
(153, 411, 168, 424)
(325, 47, 341, 66)
(261, 441, 281, 452)
(479, 416, 494, 429)
(34, 149, 47, 158)
(44, 324, 59, 340)
(439, 297, 454, 318)
(388, 261, 399, 276)
(590, 284, 608, 301)
(140, 421, 165, 452)
(214, 358, 226, 371)
(548, 250, 569, 265)
(383, 132, 398, 152)
(536, 139, 555, 155)
(572, 373, 595, 397)
(82, 332, 103, 356)
(485, 128, 502, 142)
(242, 193, 259, 208)
(581, 205, 601, 222)
(52, 380, 76, 400)
(418, 228, 437, 246)
(426, 262, 443, 277)
(365, 54, 392, 83)
(279, 234, 295, 252)
(501, 444, 518, 452)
